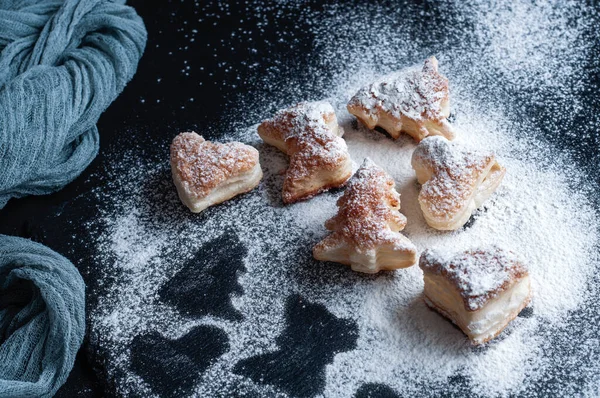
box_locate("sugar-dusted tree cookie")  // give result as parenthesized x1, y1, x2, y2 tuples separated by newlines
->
(313, 158, 417, 273)
(347, 56, 454, 142)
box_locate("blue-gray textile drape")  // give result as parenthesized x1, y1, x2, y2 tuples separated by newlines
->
(0, 0, 147, 208)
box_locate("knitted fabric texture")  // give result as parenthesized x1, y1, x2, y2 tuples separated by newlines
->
(0, 235, 85, 398)
(0, 0, 147, 208)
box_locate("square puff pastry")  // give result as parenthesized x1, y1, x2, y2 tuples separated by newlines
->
(257, 101, 353, 203)
(419, 248, 532, 345)
(170, 132, 262, 213)
(411, 136, 505, 231)
(347, 56, 454, 142)
(313, 158, 417, 273)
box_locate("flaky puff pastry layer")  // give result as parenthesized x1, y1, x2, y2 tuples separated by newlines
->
(170, 132, 262, 213)
(419, 248, 531, 345)
(313, 158, 417, 273)
(411, 136, 505, 231)
(347, 56, 454, 142)
(258, 101, 353, 203)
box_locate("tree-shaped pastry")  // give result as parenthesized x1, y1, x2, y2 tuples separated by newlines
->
(411, 136, 505, 230)
(347, 56, 454, 142)
(258, 101, 353, 203)
(313, 158, 417, 273)
(419, 247, 532, 345)
(170, 132, 262, 213)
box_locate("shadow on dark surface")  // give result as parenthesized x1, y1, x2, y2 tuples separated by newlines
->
(518, 306, 534, 318)
(159, 230, 247, 321)
(130, 326, 230, 398)
(55, 349, 104, 398)
(355, 383, 402, 398)
(233, 294, 359, 398)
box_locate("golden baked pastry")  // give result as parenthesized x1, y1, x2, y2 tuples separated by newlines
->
(170, 132, 262, 213)
(258, 101, 353, 203)
(313, 158, 417, 273)
(419, 247, 532, 345)
(411, 136, 505, 230)
(347, 56, 454, 142)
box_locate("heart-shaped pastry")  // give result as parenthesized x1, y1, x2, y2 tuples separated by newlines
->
(347, 56, 454, 142)
(258, 101, 353, 203)
(411, 136, 505, 230)
(313, 158, 417, 273)
(170, 132, 262, 213)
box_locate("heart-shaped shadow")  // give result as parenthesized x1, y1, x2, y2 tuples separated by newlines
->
(233, 294, 359, 398)
(130, 325, 229, 397)
(159, 230, 247, 321)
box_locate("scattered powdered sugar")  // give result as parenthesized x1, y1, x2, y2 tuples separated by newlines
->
(347, 58, 447, 122)
(84, 1, 600, 397)
(258, 101, 352, 203)
(419, 248, 527, 311)
(472, 1, 584, 92)
(411, 135, 499, 220)
(170, 132, 259, 198)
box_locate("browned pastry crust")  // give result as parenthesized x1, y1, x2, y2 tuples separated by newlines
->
(313, 158, 417, 273)
(419, 248, 532, 345)
(347, 56, 454, 142)
(411, 136, 506, 230)
(258, 101, 353, 203)
(422, 294, 532, 345)
(170, 132, 262, 213)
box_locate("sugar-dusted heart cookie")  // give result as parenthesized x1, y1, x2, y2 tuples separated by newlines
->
(347, 56, 454, 142)
(170, 132, 262, 213)
(419, 247, 531, 345)
(258, 101, 353, 204)
(313, 158, 417, 273)
(411, 136, 505, 230)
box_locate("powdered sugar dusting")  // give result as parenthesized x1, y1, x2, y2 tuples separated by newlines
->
(258, 101, 352, 202)
(84, 1, 600, 397)
(348, 58, 448, 122)
(412, 136, 499, 219)
(420, 248, 527, 311)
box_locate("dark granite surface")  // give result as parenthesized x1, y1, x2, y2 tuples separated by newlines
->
(1, 1, 599, 397)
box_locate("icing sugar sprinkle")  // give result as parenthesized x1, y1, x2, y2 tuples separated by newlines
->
(83, 1, 600, 397)
(321, 158, 410, 251)
(420, 248, 527, 311)
(412, 136, 497, 217)
(348, 58, 447, 121)
(259, 101, 349, 178)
